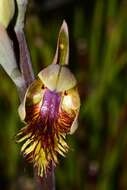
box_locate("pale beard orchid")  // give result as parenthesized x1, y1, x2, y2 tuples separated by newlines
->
(16, 21, 80, 177)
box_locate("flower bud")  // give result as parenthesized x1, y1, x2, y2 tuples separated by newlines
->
(0, 0, 15, 28)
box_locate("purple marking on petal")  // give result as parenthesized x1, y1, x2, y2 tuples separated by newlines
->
(40, 89, 61, 119)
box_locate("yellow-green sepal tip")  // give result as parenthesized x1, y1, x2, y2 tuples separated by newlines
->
(0, 0, 15, 28)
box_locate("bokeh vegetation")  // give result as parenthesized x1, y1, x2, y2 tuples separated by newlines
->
(1, 0, 127, 189)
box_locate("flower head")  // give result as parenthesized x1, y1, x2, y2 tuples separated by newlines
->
(17, 21, 80, 177)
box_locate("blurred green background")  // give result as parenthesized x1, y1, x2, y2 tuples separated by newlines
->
(1, 0, 127, 189)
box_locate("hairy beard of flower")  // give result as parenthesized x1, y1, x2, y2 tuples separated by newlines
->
(17, 78, 77, 177)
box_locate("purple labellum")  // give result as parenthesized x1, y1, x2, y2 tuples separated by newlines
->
(17, 83, 76, 176)
(40, 89, 61, 120)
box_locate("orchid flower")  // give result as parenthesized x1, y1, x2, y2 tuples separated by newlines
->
(16, 21, 80, 177)
(0, 0, 80, 179)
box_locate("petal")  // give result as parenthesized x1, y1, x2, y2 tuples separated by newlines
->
(62, 87, 80, 112)
(0, 24, 24, 88)
(38, 64, 77, 92)
(18, 78, 43, 121)
(18, 102, 26, 121)
(0, 0, 15, 28)
(69, 110, 79, 134)
(52, 20, 69, 65)
(56, 66, 77, 92)
(38, 64, 60, 91)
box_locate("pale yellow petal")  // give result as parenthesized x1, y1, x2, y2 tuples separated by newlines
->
(0, 0, 15, 28)
(56, 66, 77, 92)
(70, 111, 79, 134)
(52, 20, 69, 66)
(38, 64, 60, 91)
